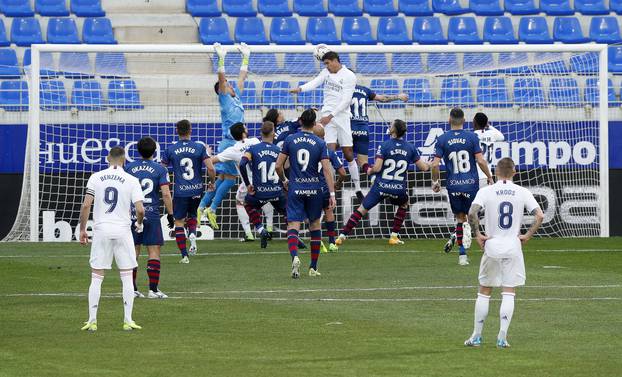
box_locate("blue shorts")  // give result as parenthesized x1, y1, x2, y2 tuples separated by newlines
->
(245, 193, 287, 214)
(447, 189, 478, 215)
(173, 196, 201, 220)
(287, 189, 323, 222)
(216, 138, 238, 176)
(351, 122, 369, 156)
(361, 185, 409, 210)
(321, 187, 332, 210)
(132, 217, 164, 246)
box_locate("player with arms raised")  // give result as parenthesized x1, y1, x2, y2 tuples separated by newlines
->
(464, 157, 544, 348)
(79, 146, 145, 332)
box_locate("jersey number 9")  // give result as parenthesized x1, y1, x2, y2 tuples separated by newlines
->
(297, 149, 310, 172)
(104, 187, 118, 213)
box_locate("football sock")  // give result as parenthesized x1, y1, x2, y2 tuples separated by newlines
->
(342, 209, 364, 236)
(498, 292, 515, 340)
(236, 204, 252, 236)
(199, 178, 220, 209)
(245, 204, 263, 231)
(87, 272, 104, 322)
(120, 270, 135, 323)
(147, 259, 161, 292)
(210, 178, 235, 212)
(472, 293, 490, 338)
(391, 207, 408, 233)
(310, 230, 321, 270)
(348, 159, 361, 192)
(175, 226, 187, 257)
(187, 218, 197, 237)
(287, 229, 299, 258)
(132, 267, 138, 291)
(325, 221, 336, 244)
(456, 222, 465, 255)
(263, 203, 274, 230)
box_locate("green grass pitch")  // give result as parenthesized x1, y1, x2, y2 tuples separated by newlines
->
(1, 238, 620, 377)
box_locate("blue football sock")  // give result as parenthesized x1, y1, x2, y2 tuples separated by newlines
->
(210, 178, 235, 212)
(199, 178, 222, 208)
(459, 245, 466, 255)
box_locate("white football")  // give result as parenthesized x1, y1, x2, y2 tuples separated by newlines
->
(313, 45, 331, 61)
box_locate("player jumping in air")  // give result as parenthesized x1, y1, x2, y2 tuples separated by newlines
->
(162, 120, 215, 264)
(262, 109, 300, 149)
(430, 108, 493, 266)
(464, 157, 544, 348)
(79, 146, 145, 332)
(276, 109, 336, 278)
(126, 137, 174, 299)
(336, 119, 429, 246)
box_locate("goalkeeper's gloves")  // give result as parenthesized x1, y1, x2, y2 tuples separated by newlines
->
(237, 42, 250, 72)
(167, 214, 175, 229)
(214, 42, 226, 73)
(135, 222, 144, 234)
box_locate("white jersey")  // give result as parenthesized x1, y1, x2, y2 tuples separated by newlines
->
(217, 137, 260, 164)
(472, 180, 540, 258)
(475, 125, 504, 180)
(86, 166, 144, 237)
(300, 65, 356, 117)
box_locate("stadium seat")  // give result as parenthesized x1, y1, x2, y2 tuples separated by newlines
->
(0, 20, 10, 47)
(553, 17, 588, 43)
(36, 0, 68, 16)
(328, 0, 362, 16)
(249, 53, 280, 74)
(377, 17, 410, 45)
(59, 52, 93, 79)
(341, 17, 375, 45)
(223, 0, 256, 16)
(609, 46, 622, 74)
(504, 0, 538, 14)
(448, 17, 482, 44)
(339, 53, 353, 67)
(463, 53, 495, 75)
(549, 78, 581, 107)
(412, 17, 447, 44)
(0, 0, 34, 17)
(71, 80, 104, 111)
(612, 0, 622, 14)
(293, 0, 327, 16)
(82, 18, 116, 44)
(270, 17, 304, 45)
(427, 53, 459, 74)
(364, 0, 397, 16)
(107, 80, 143, 110)
(540, 0, 573, 15)
(40, 80, 68, 110)
(483, 16, 518, 44)
(297, 80, 323, 107)
(440, 78, 474, 107)
(200, 17, 233, 44)
(262, 81, 294, 109)
(469, 0, 503, 15)
(432, 0, 468, 15)
(403, 78, 436, 105)
(306, 17, 340, 44)
(0, 80, 28, 111)
(258, 0, 292, 16)
(392, 53, 425, 74)
(0, 49, 21, 79)
(71, 0, 105, 17)
(513, 78, 546, 107)
(356, 53, 389, 74)
(574, 0, 608, 15)
(476, 78, 510, 107)
(229, 80, 259, 109)
(95, 52, 128, 78)
(570, 52, 598, 74)
(210, 52, 241, 73)
(584, 78, 616, 107)
(518, 17, 553, 44)
(284, 53, 317, 75)
(47, 18, 80, 44)
(533, 52, 569, 75)
(234, 17, 269, 45)
(398, 0, 433, 16)
(11, 17, 44, 46)
(23, 49, 57, 78)
(187, 0, 221, 17)
(498, 52, 530, 74)
(370, 79, 404, 108)
(590, 17, 622, 44)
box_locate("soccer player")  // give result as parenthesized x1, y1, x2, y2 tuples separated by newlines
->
(263, 108, 300, 149)
(78, 146, 145, 332)
(125, 137, 174, 299)
(162, 120, 215, 264)
(464, 157, 544, 348)
(430, 108, 493, 266)
(198, 42, 251, 230)
(276, 109, 336, 278)
(336, 119, 429, 246)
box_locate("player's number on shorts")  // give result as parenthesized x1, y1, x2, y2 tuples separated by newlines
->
(350, 97, 367, 118)
(297, 149, 310, 172)
(498, 201, 513, 230)
(381, 160, 408, 181)
(104, 187, 118, 213)
(180, 158, 194, 180)
(258, 161, 279, 184)
(140, 178, 154, 204)
(448, 150, 471, 173)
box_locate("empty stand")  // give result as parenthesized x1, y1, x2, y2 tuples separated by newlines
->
(95, 52, 128, 77)
(108, 80, 143, 110)
(262, 80, 294, 109)
(341, 17, 375, 45)
(270, 17, 304, 45)
(284, 53, 317, 75)
(186, 0, 221, 17)
(59, 52, 93, 79)
(306, 17, 340, 44)
(36, 0, 69, 16)
(470, 0, 503, 16)
(71, 0, 105, 17)
(40, 80, 68, 110)
(476, 77, 510, 107)
(71, 80, 104, 111)
(427, 53, 459, 74)
(258, 0, 292, 17)
(504, 0, 539, 14)
(0, 49, 21, 79)
(249, 53, 280, 74)
(11, 17, 44, 46)
(399, 0, 433, 16)
(589, 17, 622, 44)
(82, 18, 116, 44)
(1, 0, 34, 17)
(440, 78, 474, 106)
(584, 77, 616, 106)
(518, 16, 553, 44)
(356, 53, 389, 74)
(23, 49, 58, 78)
(448, 17, 482, 44)
(0, 80, 28, 111)
(47, 17, 80, 44)
(200, 17, 233, 45)
(392, 53, 425, 74)
(412, 17, 447, 44)
(223, 0, 256, 17)
(370, 79, 404, 108)
(293, 0, 327, 16)
(329, 0, 363, 16)
(433, 0, 469, 15)
(575, 0, 608, 15)
(234, 17, 268, 45)
(0, 20, 10, 47)
(403, 78, 436, 105)
(377, 17, 410, 45)
(483, 16, 518, 44)
(553, 17, 588, 43)
(609, 46, 622, 74)
(540, 0, 573, 15)
(364, 0, 398, 16)
(297, 80, 323, 107)
(513, 77, 546, 107)
(549, 77, 581, 107)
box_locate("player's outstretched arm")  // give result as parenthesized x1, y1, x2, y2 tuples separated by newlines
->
(214, 43, 228, 94)
(519, 208, 544, 245)
(415, 159, 430, 172)
(475, 153, 494, 184)
(367, 157, 384, 175)
(321, 159, 336, 209)
(374, 93, 409, 103)
(236, 43, 250, 93)
(291, 69, 328, 94)
(430, 157, 442, 192)
(78, 194, 94, 245)
(487, 124, 505, 142)
(468, 203, 489, 249)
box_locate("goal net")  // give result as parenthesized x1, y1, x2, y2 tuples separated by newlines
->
(2, 44, 609, 242)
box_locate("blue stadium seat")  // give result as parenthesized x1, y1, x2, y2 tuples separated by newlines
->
(229, 80, 259, 109)
(519, 17, 553, 44)
(249, 53, 280, 74)
(108, 80, 143, 110)
(540, 0, 573, 15)
(0, 0, 34, 16)
(575, 0, 608, 15)
(293, 0, 327, 16)
(370, 79, 404, 108)
(258, 0, 292, 16)
(83, 18, 116, 44)
(297, 80, 323, 107)
(440, 78, 474, 107)
(584, 78, 616, 107)
(262, 81, 294, 109)
(609, 46, 622, 74)
(0, 49, 21, 79)
(187, 0, 221, 17)
(234, 17, 268, 45)
(210, 52, 241, 73)
(553, 17, 588, 43)
(328, 0, 362, 16)
(392, 53, 425, 74)
(377, 17, 410, 45)
(0, 80, 28, 111)
(270, 17, 304, 45)
(36, 0, 68, 16)
(95, 52, 128, 78)
(427, 53, 459, 74)
(477, 78, 510, 107)
(504, 0, 538, 14)
(612, 0, 622, 14)
(590, 17, 622, 44)
(40, 80, 68, 110)
(364, 0, 397, 16)
(23, 49, 58, 78)
(11, 17, 44, 46)
(341, 17, 375, 45)
(200, 17, 233, 44)
(59, 52, 93, 79)
(513, 78, 546, 107)
(483, 16, 518, 44)
(498, 52, 530, 74)
(284, 53, 317, 75)
(448, 17, 482, 44)
(463, 53, 495, 75)
(403, 78, 436, 105)
(223, 0, 256, 16)
(533, 52, 569, 75)
(306, 17, 340, 44)
(47, 18, 80, 44)
(356, 53, 389, 74)
(71, 0, 105, 17)
(549, 78, 580, 107)
(399, 0, 433, 16)
(71, 80, 104, 111)
(412, 17, 446, 44)
(432, 0, 468, 15)
(0, 20, 10, 47)
(570, 52, 598, 74)
(470, 0, 503, 15)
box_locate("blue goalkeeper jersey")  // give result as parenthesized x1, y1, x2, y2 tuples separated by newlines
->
(162, 140, 208, 198)
(281, 131, 328, 193)
(246, 141, 283, 200)
(434, 129, 482, 192)
(373, 138, 420, 195)
(219, 86, 244, 140)
(125, 159, 169, 219)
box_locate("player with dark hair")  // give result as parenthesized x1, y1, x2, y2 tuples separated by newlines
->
(263, 108, 300, 149)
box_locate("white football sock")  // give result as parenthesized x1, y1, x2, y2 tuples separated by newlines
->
(347, 159, 361, 191)
(498, 292, 515, 340)
(472, 293, 490, 338)
(87, 273, 104, 322)
(120, 270, 135, 323)
(236, 204, 252, 236)
(263, 203, 274, 230)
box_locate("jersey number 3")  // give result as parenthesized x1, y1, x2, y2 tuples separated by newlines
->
(180, 158, 194, 180)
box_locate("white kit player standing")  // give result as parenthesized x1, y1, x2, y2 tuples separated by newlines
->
(473, 112, 505, 188)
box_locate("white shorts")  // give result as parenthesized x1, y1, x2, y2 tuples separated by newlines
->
(236, 183, 247, 203)
(323, 112, 353, 147)
(479, 178, 489, 189)
(478, 253, 526, 288)
(90, 232, 137, 270)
